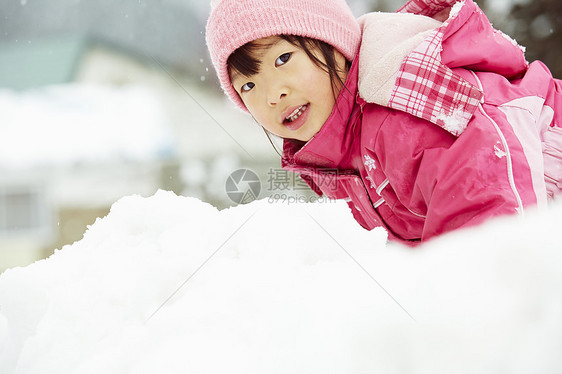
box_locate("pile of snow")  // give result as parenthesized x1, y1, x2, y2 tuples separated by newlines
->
(1, 190, 561, 373)
(0, 85, 174, 169)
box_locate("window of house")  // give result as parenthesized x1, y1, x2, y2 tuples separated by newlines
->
(0, 184, 52, 237)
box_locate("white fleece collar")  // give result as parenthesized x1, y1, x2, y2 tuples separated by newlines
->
(357, 12, 442, 107)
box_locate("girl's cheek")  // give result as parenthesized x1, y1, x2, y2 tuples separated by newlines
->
(245, 98, 263, 120)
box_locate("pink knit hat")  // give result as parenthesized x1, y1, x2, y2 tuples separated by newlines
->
(206, 0, 361, 111)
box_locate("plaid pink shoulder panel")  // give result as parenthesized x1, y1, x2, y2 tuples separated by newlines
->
(391, 0, 483, 136)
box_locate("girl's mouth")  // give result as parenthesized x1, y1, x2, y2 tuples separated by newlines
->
(282, 104, 310, 131)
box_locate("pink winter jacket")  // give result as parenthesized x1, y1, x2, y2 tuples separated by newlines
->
(281, 0, 562, 244)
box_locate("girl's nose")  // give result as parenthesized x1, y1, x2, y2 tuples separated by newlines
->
(267, 86, 288, 107)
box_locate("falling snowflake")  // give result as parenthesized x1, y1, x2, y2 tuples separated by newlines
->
(494, 142, 507, 159)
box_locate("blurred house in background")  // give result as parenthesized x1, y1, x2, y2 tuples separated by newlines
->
(0, 34, 158, 89)
(0, 34, 278, 272)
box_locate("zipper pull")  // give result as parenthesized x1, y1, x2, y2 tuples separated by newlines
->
(356, 92, 366, 113)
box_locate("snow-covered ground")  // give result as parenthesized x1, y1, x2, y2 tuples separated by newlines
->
(1, 190, 561, 373)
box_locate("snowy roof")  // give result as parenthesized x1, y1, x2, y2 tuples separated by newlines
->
(0, 84, 175, 169)
(0, 36, 84, 90)
(0, 35, 151, 91)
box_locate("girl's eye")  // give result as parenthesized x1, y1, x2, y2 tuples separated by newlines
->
(275, 53, 292, 67)
(241, 82, 255, 93)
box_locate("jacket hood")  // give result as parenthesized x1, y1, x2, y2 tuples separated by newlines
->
(357, 12, 441, 109)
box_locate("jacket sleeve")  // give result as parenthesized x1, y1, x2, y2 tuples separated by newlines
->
(372, 106, 525, 242)
(439, 4, 528, 79)
(399, 0, 528, 78)
(416, 141, 523, 241)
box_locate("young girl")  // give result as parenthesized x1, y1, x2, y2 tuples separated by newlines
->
(206, 0, 562, 244)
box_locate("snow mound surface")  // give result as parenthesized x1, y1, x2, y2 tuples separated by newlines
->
(1, 190, 561, 373)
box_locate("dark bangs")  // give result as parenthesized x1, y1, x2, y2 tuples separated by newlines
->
(227, 38, 278, 79)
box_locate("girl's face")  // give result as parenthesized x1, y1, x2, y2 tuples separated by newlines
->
(231, 36, 348, 142)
